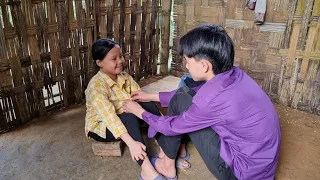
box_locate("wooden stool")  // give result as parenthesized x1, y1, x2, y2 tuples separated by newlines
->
(92, 141, 123, 157)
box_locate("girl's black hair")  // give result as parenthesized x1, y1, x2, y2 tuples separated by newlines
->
(91, 38, 119, 71)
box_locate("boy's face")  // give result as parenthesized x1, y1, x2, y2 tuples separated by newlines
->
(184, 56, 213, 81)
(96, 45, 124, 76)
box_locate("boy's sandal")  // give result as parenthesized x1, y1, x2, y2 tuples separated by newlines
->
(176, 152, 191, 169)
(140, 174, 167, 180)
(149, 156, 178, 180)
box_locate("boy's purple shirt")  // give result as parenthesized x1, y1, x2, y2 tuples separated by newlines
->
(142, 66, 281, 180)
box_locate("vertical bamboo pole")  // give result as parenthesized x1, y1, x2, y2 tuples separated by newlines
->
(85, 0, 97, 83)
(25, 0, 46, 116)
(68, 0, 82, 103)
(153, 0, 161, 75)
(124, 0, 131, 74)
(160, 0, 172, 75)
(99, 0, 107, 37)
(134, 0, 142, 80)
(1, 3, 28, 123)
(144, 0, 152, 76)
(113, 0, 120, 42)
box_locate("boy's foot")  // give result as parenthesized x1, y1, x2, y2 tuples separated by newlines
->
(150, 156, 177, 179)
(141, 158, 164, 180)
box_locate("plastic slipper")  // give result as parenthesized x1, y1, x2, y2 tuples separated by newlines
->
(176, 152, 191, 169)
(149, 156, 178, 180)
(140, 174, 167, 180)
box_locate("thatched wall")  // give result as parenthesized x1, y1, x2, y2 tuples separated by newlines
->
(0, 0, 171, 132)
(171, 0, 320, 115)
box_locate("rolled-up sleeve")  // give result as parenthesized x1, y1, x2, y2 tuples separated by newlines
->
(142, 95, 226, 137)
(159, 85, 204, 107)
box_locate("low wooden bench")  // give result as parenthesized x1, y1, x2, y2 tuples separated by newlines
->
(92, 140, 123, 157)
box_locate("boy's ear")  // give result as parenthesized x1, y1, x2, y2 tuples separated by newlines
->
(201, 60, 211, 73)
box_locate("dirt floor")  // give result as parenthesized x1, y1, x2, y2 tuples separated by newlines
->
(0, 76, 319, 180)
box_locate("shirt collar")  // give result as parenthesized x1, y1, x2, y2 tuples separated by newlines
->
(98, 70, 127, 88)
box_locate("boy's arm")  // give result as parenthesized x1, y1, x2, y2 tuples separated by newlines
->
(158, 84, 204, 107)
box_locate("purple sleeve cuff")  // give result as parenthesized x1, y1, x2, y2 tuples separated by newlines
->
(142, 111, 159, 138)
(159, 91, 173, 107)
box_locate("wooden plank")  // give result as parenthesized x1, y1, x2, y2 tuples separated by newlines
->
(92, 141, 123, 156)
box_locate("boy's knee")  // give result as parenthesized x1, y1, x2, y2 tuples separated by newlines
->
(176, 86, 196, 96)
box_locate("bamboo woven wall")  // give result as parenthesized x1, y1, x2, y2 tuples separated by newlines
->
(172, 0, 320, 115)
(0, 0, 171, 132)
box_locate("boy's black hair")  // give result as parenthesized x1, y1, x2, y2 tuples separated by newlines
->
(91, 38, 119, 71)
(178, 24, 234, 75)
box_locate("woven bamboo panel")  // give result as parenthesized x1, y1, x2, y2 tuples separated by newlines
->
(0, 0, 166, 132)
(172, 0, 320, 115)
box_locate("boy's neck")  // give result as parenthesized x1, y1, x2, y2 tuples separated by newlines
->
(204, 71, 215, 81)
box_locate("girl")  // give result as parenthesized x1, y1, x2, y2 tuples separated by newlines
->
(84, 38, 164, 180)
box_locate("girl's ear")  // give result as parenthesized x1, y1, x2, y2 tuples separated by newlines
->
(96, 60, 102, 68)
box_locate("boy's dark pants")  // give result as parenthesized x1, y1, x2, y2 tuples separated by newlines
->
(88, 101, 161, 166)
(155, 86, 238, 180)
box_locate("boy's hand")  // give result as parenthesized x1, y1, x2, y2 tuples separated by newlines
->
(131, 90, 150, 102)
(128, 141, 147, 161)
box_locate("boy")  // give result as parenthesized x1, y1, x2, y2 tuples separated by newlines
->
(123, 24, 281, 180)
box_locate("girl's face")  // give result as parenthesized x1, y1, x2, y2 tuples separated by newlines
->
(96, 45, 124, 76)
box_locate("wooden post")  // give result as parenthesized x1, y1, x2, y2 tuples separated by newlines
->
(2, 2, 29, 124)
(153, 0, 161, 75)
(134, 0, 142, 80)
(24, 0, 46, 116)
(124, 0, 131, 74)
(160, 0, 172, 75)
(144, 0, 152, 77)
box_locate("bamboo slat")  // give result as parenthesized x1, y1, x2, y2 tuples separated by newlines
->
(160, 0, 172, 75)
(0, 0, 165, 132)
(172, 0, 320, 114)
